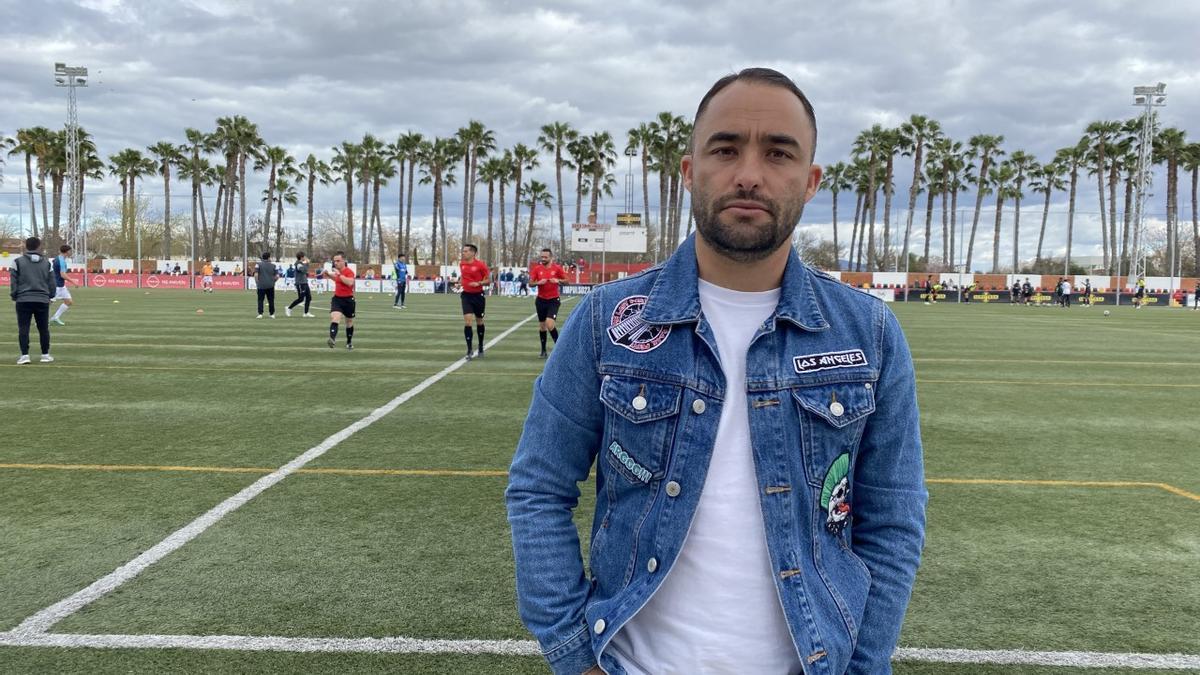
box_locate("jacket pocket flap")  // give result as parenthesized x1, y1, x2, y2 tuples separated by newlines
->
(600, 375, 682, 423)
(791, 382, 875, 428)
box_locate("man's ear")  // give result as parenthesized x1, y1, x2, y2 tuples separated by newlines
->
(682, 154, 693, 192)
(804, 164, 823, 203)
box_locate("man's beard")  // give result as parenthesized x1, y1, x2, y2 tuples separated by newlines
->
(692, 188, 805, 263)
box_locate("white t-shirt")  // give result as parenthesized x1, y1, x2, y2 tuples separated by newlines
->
(607, 279, 802, 675)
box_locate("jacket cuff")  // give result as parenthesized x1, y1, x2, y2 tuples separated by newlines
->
(544, 624, 595, 675)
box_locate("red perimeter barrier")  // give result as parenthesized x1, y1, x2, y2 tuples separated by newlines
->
(140, 274, 193, 289)
(87, 273, 138, 288)
(210, 276, 246, 290)
(0, 269, 9, 286)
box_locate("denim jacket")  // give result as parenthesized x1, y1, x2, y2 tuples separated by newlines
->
(506, 235, 927, 674)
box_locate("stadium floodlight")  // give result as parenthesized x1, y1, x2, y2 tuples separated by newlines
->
(54, 62, 88, 254)
(1123, 82, 1166, 305)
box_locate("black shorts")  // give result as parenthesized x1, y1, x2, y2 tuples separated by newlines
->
(536, 297, 561, 322)
(331, 295, 356, 318)
(461, 292, 486, 318)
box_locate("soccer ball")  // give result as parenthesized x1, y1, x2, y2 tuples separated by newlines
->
(1103, 310, 1111, 316)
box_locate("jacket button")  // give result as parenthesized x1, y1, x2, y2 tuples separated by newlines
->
(632, 395, 648, 411)
(594, 619, 606, 634)
(692, 399, 706, 414)
(829, 401, 845, 417)
(647, 557, 659, 573)
(665, 481, 681, 497)
(864, 382, 872, 390)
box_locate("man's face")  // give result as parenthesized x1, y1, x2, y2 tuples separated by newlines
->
(682, 81, 822, 263)
(539, 252, 552, 265)
(461, 247, 475, 262)
(333, 255, 345, 269)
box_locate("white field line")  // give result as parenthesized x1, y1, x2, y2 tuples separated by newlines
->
(8, 312, 539, 637)
(0, 633, 1197, 670)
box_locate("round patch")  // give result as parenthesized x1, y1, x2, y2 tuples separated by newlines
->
(607, 295, 671, 353)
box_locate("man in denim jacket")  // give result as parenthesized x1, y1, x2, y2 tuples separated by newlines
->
(507, 68, 926, 675)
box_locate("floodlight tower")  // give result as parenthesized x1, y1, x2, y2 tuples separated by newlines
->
(54, 62, 88, 251)
(1127, 83, 1165, 298)
(623, 145, 637, 215)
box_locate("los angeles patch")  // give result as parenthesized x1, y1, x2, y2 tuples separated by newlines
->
(607, 295, 671, 353)
(794, 349, 867, 374)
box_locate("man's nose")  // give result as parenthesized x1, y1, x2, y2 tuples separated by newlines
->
(733, 154, 763, 192)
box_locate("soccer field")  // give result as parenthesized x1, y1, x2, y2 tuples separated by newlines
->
(0, 288, 1196, 674)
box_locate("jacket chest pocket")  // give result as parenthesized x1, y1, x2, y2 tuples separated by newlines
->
(791, 381, 875, 488)
(599, 375, 682, 486)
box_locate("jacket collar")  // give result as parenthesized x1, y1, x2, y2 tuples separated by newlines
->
(640, 233, 829, 332)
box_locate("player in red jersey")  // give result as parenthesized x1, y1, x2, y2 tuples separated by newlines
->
(530, 248, 568, 358)
(322, 251, 357, 350)
(459, 244, 490, 360)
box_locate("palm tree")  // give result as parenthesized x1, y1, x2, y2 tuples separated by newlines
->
(9, 128, 44, 237)
(331, 141, 359, 256)
(626, 122, 655, 246)
(392, 132, 424, 256)
(367, 153, 395, 263)
(270, 178, 299, 254)
(1055, 139, 1089, 274)
(357, 134, 386, 259)
(566, 137, 591, 226)
(937, 141, 969, 270)
(1029, 160, 1066, 264)
(878, 128, 902, 270)
(1005, 150, 1038, 273)
(478, 156, 509, 265)
(418, 137, 458, 265)
(147, 141, 184, 258)
(299, 154, 332, 255)
(521, 180, 554, 264)
(455, 121, 496, 243)
(182, 128, 210, 264)
(585, 131, 618, 222)
(254, 145, 293, 250)
(1086, 121, 1122, 271)
(539, 121, 579, 256)
(965, 134, 1005, 271)
(988, 161, 1017, 273)
(650, 113, 688, 258)
(214, 115, 261, 272)
(819, 162, 852, 269)
(852, 125, 886, 270)
(1153, 128, 1188, 279)
(509, 144, 540, 265)
(1184, 143, 1200, 277)
(898, 115, 942, 271)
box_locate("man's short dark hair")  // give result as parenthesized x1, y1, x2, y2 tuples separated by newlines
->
(692, 67, 817, 159)
(261, 251, 271, 260)
(541, 248, 552, 255)
(296, 251, 306, 260)
(463, 243, 478, 254)
(25, 237, 41, 251)
(60, 244, 72, 253)
(334, 250, 345, 258)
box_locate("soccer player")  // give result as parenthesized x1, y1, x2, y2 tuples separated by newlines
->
(50, 244, 78, 326)
(201, 259, 214, 293)
(393, 254, 409, 308)
(1134, 275, 1146, 309)
(285, 251, 315, 317)
(459, 243, 490, 359)
(323, 251, 356, 350)
(530, 247, 567, 358)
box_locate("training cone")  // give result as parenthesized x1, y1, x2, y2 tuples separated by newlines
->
(113, 300, 120, 303)
(196, 309, 204, 314)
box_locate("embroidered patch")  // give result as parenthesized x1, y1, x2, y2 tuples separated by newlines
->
(793, 349, 867, 374)
(820, 453, 851, 534)
(608, 441, 652, 483)
(607, 295, 671, 353)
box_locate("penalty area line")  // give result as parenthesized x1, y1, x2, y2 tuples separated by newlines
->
(6, 312, 539, 638)
(0, 634, 1197, 670)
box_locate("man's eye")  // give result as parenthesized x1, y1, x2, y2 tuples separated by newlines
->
(768, 149, 792, 159)
(712, 147, 736, 156)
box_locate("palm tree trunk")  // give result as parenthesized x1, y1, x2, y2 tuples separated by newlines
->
(1191, 166, 1199, 277)
(486, 181, 496, 264)
(51, 172, 63, 244)
(849, 191, 863, 271)
(163, 168, 172, 258)
(1012, 191, 1022, 273)
(431, 176, 441, 264)
(405, 162, 416, 258)
(238, 153, 248, 276)
(641, 152, 651, 250)
(1065, 167, 1079, 273)
(25, 155, 39, 237)
(198, 182, 211, 258)
(1035, 189, 1050, 263)
(1096, 153, 1108, 271)
(991, 195, 1004, 274)
(523, 202, 537, 264)
(213, 182, 224, 257)
(574, 166, 585, 226)
(39, 167, 50, 235)
(950, 189, 960, 270)
(657, 167, 669, 259)
(882, 159, 895, 271)
(396, 158, 406, 255)
(276, 197, 284, 255)
(831, 190, 840, 270)
(468, 155, 479, 241)
(966, 159, 989, 271)
(867, 189, 879, 271)
(345, 177, 355, 255)
(306, 173, 315, 255)
(941, 187, 949, 265)
(589, 169, 602, 219)
(498, 180, 508, 266)
(374, 178, 385, 264)
(1108, 163, 1119, 274)
(512, 170, 524, 264)
(462, 152, 471, 242)
(1120, 171, 1134, 274)
(924, 187, 935, 265)
(361, 177, 370, 261)
(555, 154, 566, 255)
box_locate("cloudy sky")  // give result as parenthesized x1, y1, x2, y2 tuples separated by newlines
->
(2, 0, 1198, 267)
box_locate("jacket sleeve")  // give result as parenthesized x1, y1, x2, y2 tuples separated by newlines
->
(848, 305, 928, 673)
(505, 290, 605, 675)
(9, 260, 17, 301)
